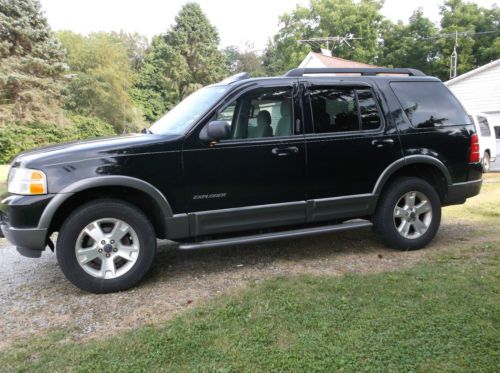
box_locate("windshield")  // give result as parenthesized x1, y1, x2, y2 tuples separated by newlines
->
(149, 85, 229, 135)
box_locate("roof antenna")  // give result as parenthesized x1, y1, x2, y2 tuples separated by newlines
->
(299, 35, 362, 55)
(450, 31, 458, 79)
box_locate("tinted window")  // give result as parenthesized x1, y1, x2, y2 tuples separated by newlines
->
(495, 126, 500, 139)
(390, 82, 471, 128)
(477, 116, 491, 137)
(309, 88, 359, 133)
(217, 87, 293, 139)
(356, 88, 381, 130)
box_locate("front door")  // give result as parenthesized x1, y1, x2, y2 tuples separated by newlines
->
(182, 83, 307, 236)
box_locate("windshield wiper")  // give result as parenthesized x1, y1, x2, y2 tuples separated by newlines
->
(141, 127, 153, 134)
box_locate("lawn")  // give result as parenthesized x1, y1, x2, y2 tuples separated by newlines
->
(0, 164, 8, 195)
(1, 245, 498, 372)
(0, 173, 498, 372)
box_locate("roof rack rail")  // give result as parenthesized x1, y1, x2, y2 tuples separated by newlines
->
(284, 67, 426, 77)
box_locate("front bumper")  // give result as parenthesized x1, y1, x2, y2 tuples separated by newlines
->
(0, 223, 48, 257)
(0, 193, 53, 257)
(444, 179, 482, 205)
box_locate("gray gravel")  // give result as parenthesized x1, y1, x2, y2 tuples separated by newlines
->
(0, 222, 473, 350)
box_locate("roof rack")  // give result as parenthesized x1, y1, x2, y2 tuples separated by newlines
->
(284, 67, 426, 77)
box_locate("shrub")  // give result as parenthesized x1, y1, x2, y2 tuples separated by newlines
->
(0, 115, 116, 163)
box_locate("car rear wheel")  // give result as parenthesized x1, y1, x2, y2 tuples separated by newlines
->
(482, 152, 490, 172)
(56, 199, 156, 293)
(373, 177, 441, 250)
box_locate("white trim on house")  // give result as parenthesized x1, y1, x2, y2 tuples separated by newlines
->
(446, 59, 500, 86)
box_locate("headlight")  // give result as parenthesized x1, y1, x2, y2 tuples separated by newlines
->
(7, 168, 47, 195)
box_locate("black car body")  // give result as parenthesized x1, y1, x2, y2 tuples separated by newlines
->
(0, 68, 482, 292)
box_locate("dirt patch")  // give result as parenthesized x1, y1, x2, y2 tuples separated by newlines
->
(0, 218, 486, 350)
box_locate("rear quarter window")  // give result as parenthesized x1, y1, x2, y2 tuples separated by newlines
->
(390, 81, 471, 128)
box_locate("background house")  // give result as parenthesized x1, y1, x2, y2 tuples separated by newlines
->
(445, 59, 500, 170)
(299, 49, 377, 69)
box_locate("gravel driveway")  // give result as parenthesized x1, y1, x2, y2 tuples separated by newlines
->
(0, 221, 474, 350)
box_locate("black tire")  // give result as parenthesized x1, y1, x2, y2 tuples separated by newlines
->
(373, 177, 441, 250)
(56, 199, 156, 293)
(482, 152, 490, 173)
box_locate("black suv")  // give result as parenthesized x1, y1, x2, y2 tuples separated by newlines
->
(0, 68, 482, 293)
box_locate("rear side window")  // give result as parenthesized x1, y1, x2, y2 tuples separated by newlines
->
(477, 116, 491, 137)
(390, 82, 471, 128)
(308, 87, 381, 133)
(495, 126, 500, 139)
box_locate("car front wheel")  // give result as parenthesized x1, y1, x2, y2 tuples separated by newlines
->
(56, 199, 156, 293)
(373, 177, 441, 250)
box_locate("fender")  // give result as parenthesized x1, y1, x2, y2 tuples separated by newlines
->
(38, 176, 173, 231)
(373, 155, 452, 196)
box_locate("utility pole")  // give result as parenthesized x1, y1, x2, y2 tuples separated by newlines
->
(450, 31, 458, 79)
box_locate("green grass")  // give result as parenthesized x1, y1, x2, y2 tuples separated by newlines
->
(444, 173, 500, 222)
(0, 164, 8, 195)
(1, 246, 498, 372)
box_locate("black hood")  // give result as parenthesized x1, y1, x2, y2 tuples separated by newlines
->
(12, 133, 184, 169)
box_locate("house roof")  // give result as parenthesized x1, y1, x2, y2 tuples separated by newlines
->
(308, 52, 377, 68)
(446, 59, 500, 86)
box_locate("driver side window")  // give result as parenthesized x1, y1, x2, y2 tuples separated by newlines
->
(217, 87, 294, 139)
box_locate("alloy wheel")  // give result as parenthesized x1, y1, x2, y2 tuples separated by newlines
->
(75, 218, 140, 279)
(393, 191, 433, 239)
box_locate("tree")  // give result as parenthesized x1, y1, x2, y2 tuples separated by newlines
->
(58, 31, 143, 132)
(110, 31, 149, 71)
(0, 0, 66, 124)
(133, 2, 227, 122)
(379, 9, 440, 75)
(224, 45, 265, 77)
(435, 0, 500, 79)
(264, 0, 385, 75)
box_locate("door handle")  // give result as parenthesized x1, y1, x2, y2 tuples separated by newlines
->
(371, 138, 394, 148)
(271, 146, 299, 156)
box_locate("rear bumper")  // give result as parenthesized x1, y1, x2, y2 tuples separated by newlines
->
(444, 179, 482, 205)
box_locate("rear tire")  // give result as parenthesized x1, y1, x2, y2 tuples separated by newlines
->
(482, 152, 490, 172)
(373, 177, 441, 250)
(56, 199, 156, 293)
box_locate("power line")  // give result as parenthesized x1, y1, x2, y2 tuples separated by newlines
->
(414, 29, 499, 41)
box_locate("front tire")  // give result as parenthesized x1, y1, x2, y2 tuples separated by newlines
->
(373, 177, 441, 250)
(56, 199, 156, 293)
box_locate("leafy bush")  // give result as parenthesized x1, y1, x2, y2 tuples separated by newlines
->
(66, 114, 116, 139)
(0, 115, 116, 163)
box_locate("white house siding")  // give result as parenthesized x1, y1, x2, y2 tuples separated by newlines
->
(446, 60, 500, 171)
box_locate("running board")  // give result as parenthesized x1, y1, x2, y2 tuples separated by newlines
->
(177, 220, 372, 250)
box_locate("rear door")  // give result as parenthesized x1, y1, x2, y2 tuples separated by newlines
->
(302, 80, 402, 222)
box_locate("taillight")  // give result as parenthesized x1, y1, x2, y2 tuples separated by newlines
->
(469, 134, 480, 163)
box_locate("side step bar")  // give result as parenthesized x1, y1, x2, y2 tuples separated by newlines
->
(177, 220, 372, 250)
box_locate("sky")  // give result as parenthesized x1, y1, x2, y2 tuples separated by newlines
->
(39, 0, 499, 51)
